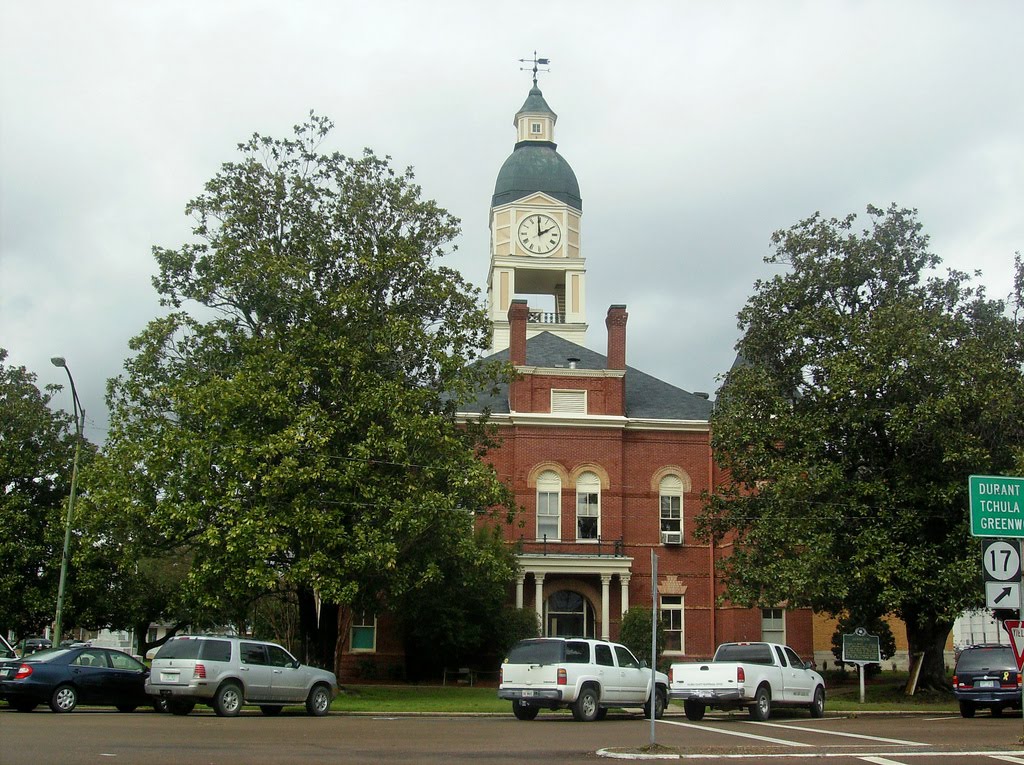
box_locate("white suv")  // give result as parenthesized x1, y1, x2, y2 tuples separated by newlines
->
(498, 637, 669, 722)
(146, 635, 336, 717)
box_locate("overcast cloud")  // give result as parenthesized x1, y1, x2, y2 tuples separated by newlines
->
(2, 0, 1021, 443)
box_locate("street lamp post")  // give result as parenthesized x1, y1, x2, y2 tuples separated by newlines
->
(50, 356, 84, 645)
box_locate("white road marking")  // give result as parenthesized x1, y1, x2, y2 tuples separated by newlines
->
(600, 752, 1024, 761)
(658, 718, 810, 746)
(746, 721, 926, 746)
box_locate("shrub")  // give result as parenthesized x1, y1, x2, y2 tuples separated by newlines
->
(619, 608, 665, 668)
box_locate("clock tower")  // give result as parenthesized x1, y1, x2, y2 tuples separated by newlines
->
(487, 69, 586, 352)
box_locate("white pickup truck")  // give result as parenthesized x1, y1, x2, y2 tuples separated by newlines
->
(669, 641, 825, 721)
(498, 637, 669, 722)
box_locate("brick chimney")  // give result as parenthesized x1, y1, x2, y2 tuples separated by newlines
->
(508, 299, 529, 366)
(606, 305, 628, 370)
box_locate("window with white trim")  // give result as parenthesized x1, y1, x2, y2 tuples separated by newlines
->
(576, 471, 600, 541)
(537, 470, 561, 541)
(351, 612, 376, 652)
(761, 608, 785, 643)
(659, 475, 683, 544)
(661, 595, 684, 652)
(531, 122, 542, 134)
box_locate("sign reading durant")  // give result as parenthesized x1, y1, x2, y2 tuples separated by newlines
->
(970, 475, 1024, 537)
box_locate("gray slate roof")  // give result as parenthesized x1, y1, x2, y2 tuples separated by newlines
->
(462, 332, 713, 421)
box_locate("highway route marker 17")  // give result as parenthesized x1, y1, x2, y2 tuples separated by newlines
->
(983, 539, 1022, 610)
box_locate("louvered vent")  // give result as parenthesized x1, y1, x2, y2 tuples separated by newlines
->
(551, 390, 587, 414)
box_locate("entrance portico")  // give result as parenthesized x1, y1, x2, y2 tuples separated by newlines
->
(514, 553, 633, 640)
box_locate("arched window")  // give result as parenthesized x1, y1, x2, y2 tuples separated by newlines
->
(659, 475, 683, 545)
(537, 470, 561, 541)
(546, 590, 596, 638)
(576, 471, 600, 541)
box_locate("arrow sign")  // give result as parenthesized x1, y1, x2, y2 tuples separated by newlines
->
(986, 581, 1021, 610)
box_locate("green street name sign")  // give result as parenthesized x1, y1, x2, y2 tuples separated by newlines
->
(971, 475, 1024, 537)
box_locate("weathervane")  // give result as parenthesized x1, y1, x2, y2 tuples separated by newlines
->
(519, 51, 550, 86)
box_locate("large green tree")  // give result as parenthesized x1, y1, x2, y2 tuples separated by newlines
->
(700, 205, 1024, 691)
(102, 115, 515, 670)
(397, 526, 521, 679)
(0, 349, 93, 640)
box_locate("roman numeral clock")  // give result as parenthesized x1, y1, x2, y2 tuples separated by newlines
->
(518, 213, 562, 255)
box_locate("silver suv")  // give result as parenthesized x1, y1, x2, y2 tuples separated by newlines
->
(145, 635, 337, 717)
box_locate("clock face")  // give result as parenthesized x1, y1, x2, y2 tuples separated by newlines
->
(517, 214, 562, 255)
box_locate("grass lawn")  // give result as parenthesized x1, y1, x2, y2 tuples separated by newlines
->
(331, 671, 959, 715)
(334, 684, 510, 714)
(823, 671, 958, 713)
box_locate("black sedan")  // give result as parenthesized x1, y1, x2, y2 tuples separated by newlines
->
(0, 645, 154, 713)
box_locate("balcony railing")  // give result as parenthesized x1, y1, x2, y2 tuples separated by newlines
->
(518, 535, 625, 557)
(528, 311, 566, 325)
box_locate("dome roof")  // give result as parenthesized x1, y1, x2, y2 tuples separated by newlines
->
(492, 143, 582, 210)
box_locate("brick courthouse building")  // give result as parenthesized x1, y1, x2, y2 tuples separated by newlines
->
(338, 77, 813, 677)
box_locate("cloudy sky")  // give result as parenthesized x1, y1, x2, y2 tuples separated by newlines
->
(2, 0, 1021, 443)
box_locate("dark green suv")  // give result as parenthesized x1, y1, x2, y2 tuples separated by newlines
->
(952, 644, 1021, 718)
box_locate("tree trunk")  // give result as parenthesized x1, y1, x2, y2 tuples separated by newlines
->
(903, 611, 954, 693)
(297, 587, 339, 670)
(133, 621, 183, 660)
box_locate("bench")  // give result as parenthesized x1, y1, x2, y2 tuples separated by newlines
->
(443, 667, 475, 686)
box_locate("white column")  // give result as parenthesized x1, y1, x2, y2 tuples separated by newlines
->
(600, 575, 612, 640)
(515, 574, 525, 609)
(534, 573, 545, 633)
(620, 574, 631, 616)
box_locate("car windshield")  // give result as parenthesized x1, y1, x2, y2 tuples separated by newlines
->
(507, 640, 564, 665)
(957, 647, 1014, 671)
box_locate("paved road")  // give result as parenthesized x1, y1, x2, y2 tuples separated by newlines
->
(4, 707, 1024, 764)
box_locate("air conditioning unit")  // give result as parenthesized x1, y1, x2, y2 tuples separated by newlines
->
(661, 531, 682, 545)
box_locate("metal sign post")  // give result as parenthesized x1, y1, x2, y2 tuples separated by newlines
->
(842, 628, 881, 703)
(650, 550, 658, 747)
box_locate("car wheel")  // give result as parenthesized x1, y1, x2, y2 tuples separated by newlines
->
(11, 699, 38, 713)
(644, 687, 667, 719)
(213, 682, 243, 717)
(749, 685, 771, 721)
(260, 705, 283, 716)
(49, 684, 78, 713)
(959, 701, 976, 718)
(512, 701, 539, 720)
(153, 698, 168, 713)
(305, 684, 331, 716)
(684, 700, 706, 721)
(168, 700, 195, 716)
(116, 704, 138, 713)
(571, 686, 600, 722)
(809, 686, 825, 718)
